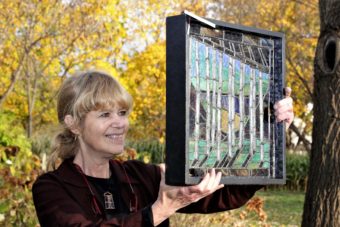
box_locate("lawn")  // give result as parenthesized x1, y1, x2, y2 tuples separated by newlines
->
(170, 189, 305, 227)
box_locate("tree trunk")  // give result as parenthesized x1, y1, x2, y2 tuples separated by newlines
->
(302, 0, 340, 226)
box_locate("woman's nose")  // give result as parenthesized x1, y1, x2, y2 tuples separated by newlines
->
(109, 115, 127, 128)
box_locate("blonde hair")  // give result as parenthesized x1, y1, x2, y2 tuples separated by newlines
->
(48, 70, 133, 170)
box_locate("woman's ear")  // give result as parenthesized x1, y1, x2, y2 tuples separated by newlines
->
(64, 115, 80, 135)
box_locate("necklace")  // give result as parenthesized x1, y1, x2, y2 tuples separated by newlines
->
(103, 170, 116, 210)
(74, 163, 117, 211)
(103, 174, 115, 210)
(74, 160, 138, 214)
(103, 191, 115, 209)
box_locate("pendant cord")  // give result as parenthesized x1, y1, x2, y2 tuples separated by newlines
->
(73, 163, 102, 216)
(110, 160, 138, 212)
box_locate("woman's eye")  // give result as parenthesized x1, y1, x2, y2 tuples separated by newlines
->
(118, 110, 127, 116)
(100, 112, 110, 118)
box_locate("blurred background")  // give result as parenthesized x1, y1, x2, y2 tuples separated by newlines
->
(0, 0, 318, 226)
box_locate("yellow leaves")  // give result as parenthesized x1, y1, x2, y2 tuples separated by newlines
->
(159, 136, 165, 144)
(9, 166, 16, 176)
(0, 0, 318, 146)
(0, 0, 129, 136)
(122, 41, 166, 139)
(142, 154, 151, 164)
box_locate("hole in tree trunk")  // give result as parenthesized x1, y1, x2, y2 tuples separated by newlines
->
(323, 38, 338, 72)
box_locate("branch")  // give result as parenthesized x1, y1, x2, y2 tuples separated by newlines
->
(289, 122, 312, 152)
(291, 0, 318, 9)
(286, 53, 314, 98)
(0, 54, 27, 108)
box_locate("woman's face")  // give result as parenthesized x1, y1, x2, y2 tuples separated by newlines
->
(78, 106, 129, 158)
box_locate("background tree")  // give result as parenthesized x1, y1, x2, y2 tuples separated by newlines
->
(0, 0, 127, 138)
(120, 0, 207, 143)
(122, 42, 166, 141)
(302, 0, 340, 226)
(0, 0, 127, 224)
(0, 0, 324, 225)
(209, 0, 319, 152)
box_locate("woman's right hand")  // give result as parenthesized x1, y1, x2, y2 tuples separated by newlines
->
(151, 164, 224, 225)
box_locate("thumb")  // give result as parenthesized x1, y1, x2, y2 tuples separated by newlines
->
(285, 87, 292, 98)
(158, 163, 166, 180)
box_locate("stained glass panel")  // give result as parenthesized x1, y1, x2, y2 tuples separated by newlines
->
(166, 12, 285, 185)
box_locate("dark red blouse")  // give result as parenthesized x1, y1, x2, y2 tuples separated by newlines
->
(32, 158, 261, 226)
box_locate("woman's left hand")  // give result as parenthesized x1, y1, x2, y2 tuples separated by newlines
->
(274, 87, 294, 129)
(152, 164, 224, 225)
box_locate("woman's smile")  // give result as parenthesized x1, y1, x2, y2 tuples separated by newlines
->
(105, 133, 125, 144)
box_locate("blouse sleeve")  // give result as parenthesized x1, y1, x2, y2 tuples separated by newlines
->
(177, 185, 263, 214)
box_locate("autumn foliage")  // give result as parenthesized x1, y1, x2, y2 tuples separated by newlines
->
(239, 197, 267, 222)
(0, 0, 318, 226)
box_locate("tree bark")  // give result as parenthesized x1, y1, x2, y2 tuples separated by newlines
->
(302, 0, 340, 226)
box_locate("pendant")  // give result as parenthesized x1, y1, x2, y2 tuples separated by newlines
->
(103, 192, 115, 209)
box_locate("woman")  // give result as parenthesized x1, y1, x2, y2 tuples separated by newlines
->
(32, 70, 294, 226)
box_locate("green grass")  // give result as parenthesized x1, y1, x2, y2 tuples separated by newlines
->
(258, 190, 305, 225)
(170, 189, 305, 227)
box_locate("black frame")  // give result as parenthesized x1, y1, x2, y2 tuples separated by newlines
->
(166, 12, 286, 185)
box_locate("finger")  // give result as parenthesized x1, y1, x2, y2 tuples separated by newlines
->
(157, 163, 166, 184)
(190, 171, 224, 202)
(274, 97, 293, 122)
(211, 171, 223, 190)
(205, 169, 224, 193)
(274, 103, 293, 116)
(192, 171, 211, 193)
(158, 163, 166, 175)
(206, 168, 217, 189)
(285, 87, 292, 97)
(275, 109, 293, 122)
(284, 111, 294, 124)
(276, 109, 295, 123)
(274, 97, 293, 110)
(191, 169, 223, 194)
(275, 110, 292, 122)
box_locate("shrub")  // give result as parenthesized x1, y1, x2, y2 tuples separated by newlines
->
(126, 139, 165, 164)
(0, 111, 41, 226)
(286, 153, 309, 191)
